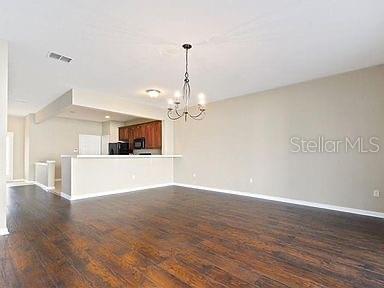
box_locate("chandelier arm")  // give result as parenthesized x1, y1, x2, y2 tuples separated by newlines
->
(167, 109, 184, 120)
(188, 110, 205, 120)
(189, 114, 204, 120)
(174, 108, 182, 117)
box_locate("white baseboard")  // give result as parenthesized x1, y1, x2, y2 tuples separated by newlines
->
(174, 183, 384, 219)
(0, 228, 9, 236)
(7, 179, 33, 187)
(28, 181, 55, 192)
(67, 183, 173, 201)
(60, 192, 72, 201)
(50, 181, 384, 219)
(7, 178, 25, 182)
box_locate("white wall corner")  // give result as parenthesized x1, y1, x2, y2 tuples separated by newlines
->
(0, 40, 9, 236)
(34, 89, 74, 123)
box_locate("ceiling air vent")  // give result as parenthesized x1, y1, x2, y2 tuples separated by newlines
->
(48, 51, 73, 63)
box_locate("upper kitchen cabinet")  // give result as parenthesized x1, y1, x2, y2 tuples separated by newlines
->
(119, 120, 162, 149)
(151, 120, 162, 148)
(118, 126, 129, 141)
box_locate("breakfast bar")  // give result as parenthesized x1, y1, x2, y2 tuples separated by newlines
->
(61, 154, 181, 200)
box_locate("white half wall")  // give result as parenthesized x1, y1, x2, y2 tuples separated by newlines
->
(0, 40, 8, 234)
(62, 155, 176, 200)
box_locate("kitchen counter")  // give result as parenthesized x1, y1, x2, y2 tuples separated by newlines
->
(60, 154, 181, 200)
(61, 154, 182, 159)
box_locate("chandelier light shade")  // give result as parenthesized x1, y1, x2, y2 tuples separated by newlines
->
(167, 44, 206, 121)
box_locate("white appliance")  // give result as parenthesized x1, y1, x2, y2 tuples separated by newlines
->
(79, 134, 101, 155)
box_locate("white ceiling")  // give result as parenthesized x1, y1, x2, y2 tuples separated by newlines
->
(57, 105, 149, 123)
(1, 0, 384, 116)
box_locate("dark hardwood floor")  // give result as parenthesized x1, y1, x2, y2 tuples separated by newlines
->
(1, 185, 384, 287)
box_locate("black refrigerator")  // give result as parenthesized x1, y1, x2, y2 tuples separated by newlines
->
(109, 142, 130, 155)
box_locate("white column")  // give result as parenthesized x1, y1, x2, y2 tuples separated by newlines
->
(0, 39, 9, 235)
(24, 114, 33, 181)
(46, 160, 56, 189)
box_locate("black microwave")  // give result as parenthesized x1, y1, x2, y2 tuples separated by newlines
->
(133, 138, 145, 149)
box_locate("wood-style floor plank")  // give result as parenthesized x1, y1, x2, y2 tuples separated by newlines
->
(0, 185, 383, 287)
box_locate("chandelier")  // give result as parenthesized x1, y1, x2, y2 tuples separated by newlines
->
(167, 44, 206, 121)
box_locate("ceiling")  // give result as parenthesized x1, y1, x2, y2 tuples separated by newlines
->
(1, 0, 384, 116)
(57, 105, 149, 123)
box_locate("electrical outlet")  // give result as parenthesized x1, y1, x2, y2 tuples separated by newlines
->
(249, 178, 253, 184)
(373, 190, 380, 198)
(192, 173, 196, 178)
(132, 174, 136, 180)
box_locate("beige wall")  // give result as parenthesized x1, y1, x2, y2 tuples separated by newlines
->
(0, 40, 8, 233)
(174, 65, 384, 213)
(26, 116, 102, 180)
(109, 121, 124, 143)
(102, 120, 125, 142)
(7, 116, 25, 179)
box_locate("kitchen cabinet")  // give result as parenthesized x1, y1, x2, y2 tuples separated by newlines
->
(118, 120, 162, 149)
(152, 121, 162, 148)
(119, 127, 129, 141)
(128, 126, 134, 141)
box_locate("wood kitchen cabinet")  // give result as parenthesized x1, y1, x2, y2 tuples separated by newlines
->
(119, 127, 129, 141)
(118, 120, 162, 149)
(151, 121, 162, 148)
(119, 127, 126, 141)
